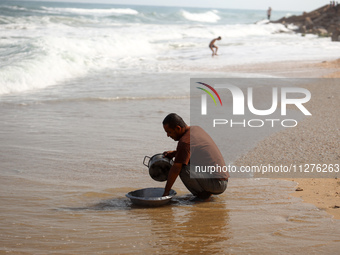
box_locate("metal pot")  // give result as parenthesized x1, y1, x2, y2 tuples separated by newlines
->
(143, 153, 173, 182)
(126, 188, 177, 207)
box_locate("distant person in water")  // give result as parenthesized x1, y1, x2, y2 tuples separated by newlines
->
(209, 36, 221, 56)
(267, 7, 272, 20)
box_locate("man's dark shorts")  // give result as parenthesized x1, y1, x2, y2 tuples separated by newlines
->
(179, 165, 228, 196)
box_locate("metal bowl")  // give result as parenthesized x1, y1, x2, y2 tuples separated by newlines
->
(126, 188, 176, 207)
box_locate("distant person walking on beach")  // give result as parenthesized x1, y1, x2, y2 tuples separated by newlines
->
(267, 7, 272, 20)
(209, 36, 221, 56)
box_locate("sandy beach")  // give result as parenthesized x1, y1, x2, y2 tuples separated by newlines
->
(2, 1, 340, 253)
(1, 59, 339, 254)
(235, 58, 340, 219)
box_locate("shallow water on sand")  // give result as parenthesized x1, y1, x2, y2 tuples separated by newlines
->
(1, 82, 340, 253)
(2, 1, 340, 253)
(2, 175, 340, 254)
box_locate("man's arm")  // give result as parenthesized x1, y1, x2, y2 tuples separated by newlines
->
(162, 162, 182, 196)
(163, 150, 176, 159)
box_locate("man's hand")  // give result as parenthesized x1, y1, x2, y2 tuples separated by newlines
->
(163, 150, 176, 159)
(162, 163, 182, 197)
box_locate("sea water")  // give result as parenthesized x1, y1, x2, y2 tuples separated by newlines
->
(1, 1, 339, 95)
(1, 1, 340, 254)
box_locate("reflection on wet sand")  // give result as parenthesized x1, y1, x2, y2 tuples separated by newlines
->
(58, 178, 340, 255)
(62, 194, 231, 254)
(126, 195, 231, 254)
(3, 176, 340, 254)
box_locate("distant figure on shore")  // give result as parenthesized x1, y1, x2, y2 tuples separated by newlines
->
(209, 36, 221, 56)
(330, 1, 337, 7)
(267, 7, 272, 20)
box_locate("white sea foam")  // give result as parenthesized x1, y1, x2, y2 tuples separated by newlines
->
(1, 2, 340, 95)
(0, 25, 156, 94)
(181, 10, 221, 23)
(42, 7, 138, 16)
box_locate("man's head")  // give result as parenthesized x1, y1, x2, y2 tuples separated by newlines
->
(162, 113, 188, 141)
(217, 36, 221, 40)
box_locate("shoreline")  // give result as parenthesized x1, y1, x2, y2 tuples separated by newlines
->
(233, 58, 340, 219)
(225, 59, 340, 78)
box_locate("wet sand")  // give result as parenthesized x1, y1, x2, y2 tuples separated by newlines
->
(235, 58, 340, 219)
(1, 59, 340, 254)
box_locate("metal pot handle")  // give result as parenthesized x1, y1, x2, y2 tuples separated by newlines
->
(143, 156, 151, 167)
